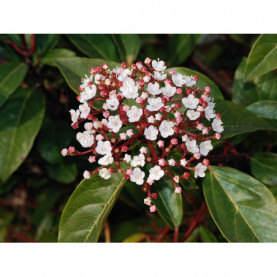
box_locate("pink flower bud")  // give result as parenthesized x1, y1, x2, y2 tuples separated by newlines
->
(103, 111, 110, 118)
(136, 97, 143, 104)
(197, 123, 204, 130)
(202, 128, 209, 134)
(150, 205, 157, 213)
(141, 92, 148, 99)
(122, 145, 128, 152)
(89, 156, 96, 163)
(90, 67, 97, 74)
(102, 63, 109, 70)
(176, 88, 183, 95)
(121, 62, 127, 69)
(147, 178, 154, 185)
(183, 172, 190, 179)
(122, 105, 130, 112)
(204, 86, 211, 93)
(169, 69, 175, 75)
(164, 79, 171, 85)
(126, 129, 134, 137)
(168, 159, 175, 166)
(109, 167, 114, 173)
(144, 57, 151, 65)
(170, 138, 177, 145)
(136, 61, 143, 70)
(176, 117, 183, 124)
(216, 114, 221, 119)
(126, 169, 133, 176)
(157, 140, 164, 148)
(159, 159, 165, 166)
(140, 147, 147, 154)
(101, 119, 107, 126)
(102, 103, 108, 110)
(68, 146, 75, 153)
(201, 95, 208, 101)
(194, 75, 199, 81)
(203, 159, 210, 166)
(120, 133, 127, 140)
(215, 133, 221, 139)
(175, 187, 182, 194)
(194, 153, 201, 159)
(61, 148, 68, 156)
(83, 170, 91, 179)
(96, 134, 104, 141)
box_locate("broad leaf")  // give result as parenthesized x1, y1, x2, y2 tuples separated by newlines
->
(151, 174, 183, 229)
(170, 67, 223, 99)
(0, 87, 45, 183)
(0, 62, 28, 108)
(215, 99, 275, 138)
(233, 58, 277, 106)
(168, 34, 201, 66)
(66, 34, 118, 61)
(58, 173, 127, 242)
(111, 34, 140, 66)
(251, 152, 277, 186)
(54, 57, 120, 94)
(203, 166, 277, 242)
(199, 225, 218, 242)
(41, 48, 76, 66)
(244, 34, 277, 81)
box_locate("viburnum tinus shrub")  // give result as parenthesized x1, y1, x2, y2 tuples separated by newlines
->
(61, 58, 224, 212)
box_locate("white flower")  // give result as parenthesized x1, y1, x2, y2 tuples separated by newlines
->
(144, 197, 152, 206)
(159, 120, 175, 138)
(80, 75, 93, 90)
(117, 68, 132, 82)
(84, 122, 93, 131)
(79, 102, 90, 119)
(199, 140, 213, 156)
(98, 153, 113, 165)
(194, 163, 207, 178)
(120, 77, 139, 99)
(205, 106, 215, 121)
(161, 84, 176, 97)
(172, 73, 186, 87)
(149, 165, 164, 181)
(83, 170, 90, 179)
(123, 154, 131, 163)
(79, 85, 97, 102)
(186, 110, 200, 120)
(127, 106, 143, 122)
(130, 167, 145, 185)
(147, 82, 161, 95)
(95, 140, 112, 155)
(144, 125, 159, 141)
(152, 60, 166, 71)
(168, 159, 176, 166)
(146, 98, 164, 112)
(147, 116, 155, 123)
(94, 74, 104, 84)
(106, 95, 119, 111)
(131, 154, 145, 167)
(107, 115, 122, 133)
(184, 76, 196, 87)
(182, 94, 199, 109)
(180, 159, 187, 167)
(155, 113, 162, 121)
(76, 131, 94, 148)
(99, 168, 111, 180)
(212, 118, 224, 133)
(69, 109, 80, 124)
(153, 71, 167, 81)
(186, 139, 199, 154)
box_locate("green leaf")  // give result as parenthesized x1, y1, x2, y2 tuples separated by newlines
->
(151, 174, 183, 229)
(111, 34, 140, 66)
(251, 152, 277, 186)
(233, 58, 277, 106)
(168, 34, 201, 66)
(66, 35, 118, 61)
(123, 233, 146, 242)
(203, 166, 277, 242)
(169, 67, 223, 99)
(53, 57, 120, 94)
(0, 87, 45, 183)
(58, 173, 127, 242)
(0, 62, 28, 108)
(247, 100, 277, 130)
(215, 99, 275, 138)
(244, 34, 277, 81)
(41, 48, 76, 66)
(199, 225, 218, 242)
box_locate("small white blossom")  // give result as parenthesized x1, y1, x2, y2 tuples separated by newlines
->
(146, 98, 164, 112)
(212, 118, 224, 133)
(79, 102, 90, 119)
(99, 168, 111, 180)
(95, 140, 112, 155)
(186, 110, 200, 120)
(76, 131, 94, 148)
(127, 106, 143, 123)
(168, 159, 176, 166)
(147, 82, 161, 95)
(79, 85, 97, 102)
(98, 153, 114, 165)
(199, 140, 213, 156)
(152, 60, 166, 71)
(194, 163, 207, 178)
(205, 106, 215, 121)
(186, 139, 199, 154)
(80, 75, 93, 90)
(159, 120, 175, 138)
(120, 77, 139, 99)
(84, 122, 93, 131)
(131, 154, 145, 167)
(144, 125, 159, 141)
(69, 109, 80, 124)
(83, 170, 90, 179)
(147, 116, 155, 123)
(107, 115, 122, 133)
(161, 84, 176, 97)
(130, 167, 145, 185)
(144, 197, 152, 206)
(172, 73, 186, 87)
(173, 175, 180, 183)
(123, 154, 131, 163)
(184, 76, 196, 87)
(180, 159, 187, 167)
(117, 68, 132, 82)
(106, 95, 119, 111)
(182, 94, 199, 109)
(153, 71, 167, 81)
(155, 113, 162, 121)
(149, 165, 165, 181)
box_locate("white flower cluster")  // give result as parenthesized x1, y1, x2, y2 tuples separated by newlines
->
(62, 58, 224, 211)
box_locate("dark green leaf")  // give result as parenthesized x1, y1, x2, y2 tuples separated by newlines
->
(169, 67, 223, 99)
(0, 62, 28, 108)
(58, 173, 127, 242)
(251, 152, 277, 186)
(199, 225, 218, 242)
(0, 87, 45, 183)
(66, 35, 118, 61)
(203, 166, 277, 242)
(168, 34, 201, 66)
(244, 34, 277, 81)
(41, 48, 76, 66)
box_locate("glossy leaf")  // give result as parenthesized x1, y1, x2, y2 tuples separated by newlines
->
(0, 62, 28, 108)
(168, 34, 201, 66)
(214, 99, 275, 138)
(233, 58, 277, 106)
(58, 173, 127, 242)
(42, 48, 76, 66)
(54, 57, 120, 94)
(244, 34, 277, 81)
(66, 35, 118, 61)
(112, 34, 140, 66)
(199, 225, 218, 242)
(203, 166, 277, 242)
(0, 87, 45, 183)
(251, 152, 277, 186)
(170, 67, 223, 99)
(151, 174, 183, 229)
